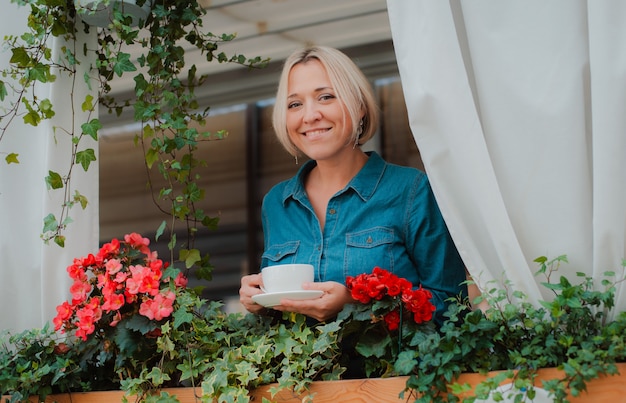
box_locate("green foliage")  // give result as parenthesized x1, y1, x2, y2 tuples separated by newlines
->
(0, 324, 85, 402)
(2, 0, 269, 286)
(1, 289, 344, 402)
(337, 296, 437, 379)
(92, 0, 268, 279)
(3, 256, 626, 402)
(2, 0, 87, 247)
(404, 256, 626, 402)
(112, 291, 345, 402)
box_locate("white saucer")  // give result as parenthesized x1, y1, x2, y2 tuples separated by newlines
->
(252, 290, 324, 307)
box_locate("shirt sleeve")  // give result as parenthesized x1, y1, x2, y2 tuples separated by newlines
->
(406, 174, 468, 323)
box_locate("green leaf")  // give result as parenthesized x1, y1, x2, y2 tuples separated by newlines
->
(23, 110, 41, 126)
(81, 94, 94, 112)
(54, 235, 65, 248)
(355, 330, 391, 358)
(10, 47, 30, 68)
(39, 99, 55, 119)
(42, 214, 58, 233)
(81, 119, 102, 141)
(145, 148, 159, 168)
(394, 350, 417, 375)
(124, 314, 157, 335)
(173, 308, 194, 329)
(113, 52, 137, 77)
(28, 63, 54, 84)
(0, 80, 7, 101)
(179, 248, 201, 269)
(146, 367, 170, 386)
(76, 148, 97, 171)
(5, 153, 19, 164)
(45, 170, 63, 189)
(155, 220, 167, 241)
(73, 191, 88, 209)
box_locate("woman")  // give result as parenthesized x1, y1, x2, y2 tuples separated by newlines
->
(239, 46, 467, 323)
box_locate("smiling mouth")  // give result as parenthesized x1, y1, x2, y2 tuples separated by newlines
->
(303, 128, 330, 137)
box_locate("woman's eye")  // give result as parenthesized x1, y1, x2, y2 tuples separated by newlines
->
(319, 94, 335, 102)
(288, 101, 302, 109)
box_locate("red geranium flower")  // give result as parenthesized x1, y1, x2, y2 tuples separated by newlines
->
(346, 266, 435, 331)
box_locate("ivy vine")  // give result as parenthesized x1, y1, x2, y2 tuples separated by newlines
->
(1, 0, 268, 280)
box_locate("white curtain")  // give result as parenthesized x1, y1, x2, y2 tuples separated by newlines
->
(386, 0, 626, 315)
(0, 6, 99, 332)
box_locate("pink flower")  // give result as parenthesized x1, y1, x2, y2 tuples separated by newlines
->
(79, 253, 100, 269)
(148, 259, 163, 272)
(127, 264, 161, 296)
(114, 271, 128, 284)
(53, 301, 74, 331)
(125, 232, 150, 254)
(53, 233, 179, 345)
(174, 272, 188, 288)
(102, 291, 125, 312)
(96, 274, 108, 289)
(105, 258, 123, 275)
(74, 299, 102, 340)
(98, 238, 120, 259)
(110, 311, 122, 327)
(67, 263, 87, 281)
(70, 280, 92, 304)
(139, 290, 175, 321)
(126, 265, 148, 295)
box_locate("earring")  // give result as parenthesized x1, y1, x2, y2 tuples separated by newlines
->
(294, 155, 299, 165)
(353, 119, 364, 149)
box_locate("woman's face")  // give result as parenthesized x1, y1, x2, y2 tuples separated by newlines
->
(285, 59, 354, 162)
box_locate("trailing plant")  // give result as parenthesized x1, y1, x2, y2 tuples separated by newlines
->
(0, 233, 346, 402)
(3, 256, 626, 402)
(1, 0, 268, 280)
(0, 325, 84, 403)
(402, 255, 626, 402)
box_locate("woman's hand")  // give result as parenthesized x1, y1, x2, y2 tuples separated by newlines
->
(271, 281, 355, 322)
(239, 273, 267, 314)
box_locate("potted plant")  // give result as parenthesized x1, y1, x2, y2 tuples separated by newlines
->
(0, 232, 347, 402)
(3, 252, 626, 402)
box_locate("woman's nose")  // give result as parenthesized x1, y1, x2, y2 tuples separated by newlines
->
(302, 103, 322, 123)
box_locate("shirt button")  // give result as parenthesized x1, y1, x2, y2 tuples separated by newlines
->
(329, 208, 336, 215)
(367, 236, 373, 244)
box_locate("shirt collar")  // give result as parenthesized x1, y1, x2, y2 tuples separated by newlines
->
(281, 151, 386, 204)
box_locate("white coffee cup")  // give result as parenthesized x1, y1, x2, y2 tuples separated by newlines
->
(261, 264, 314, 293)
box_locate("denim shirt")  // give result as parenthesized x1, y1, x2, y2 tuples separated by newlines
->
(260, 151, 467, 320)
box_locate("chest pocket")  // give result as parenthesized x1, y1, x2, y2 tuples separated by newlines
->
(262, 241, 300, 266)
(345, 227, 394, 277)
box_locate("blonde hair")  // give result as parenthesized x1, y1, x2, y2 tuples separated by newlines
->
(272, 46, 379, 156)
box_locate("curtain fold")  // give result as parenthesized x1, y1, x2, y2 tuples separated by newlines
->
(387, 0, 626, 315)
(0, 6, 99, 332)
(587, 2, 626, 310)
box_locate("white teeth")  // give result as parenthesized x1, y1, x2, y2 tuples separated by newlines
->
(306, 129, 327, 136)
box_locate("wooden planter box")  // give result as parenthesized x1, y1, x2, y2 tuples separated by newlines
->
(5, 364, 626, 402)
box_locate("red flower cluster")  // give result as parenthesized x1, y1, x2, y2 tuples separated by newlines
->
(53, 233, 188, 341)
(346, 267, 435, 330)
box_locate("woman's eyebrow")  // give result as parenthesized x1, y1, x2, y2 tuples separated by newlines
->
(288, 86, 334, 98)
